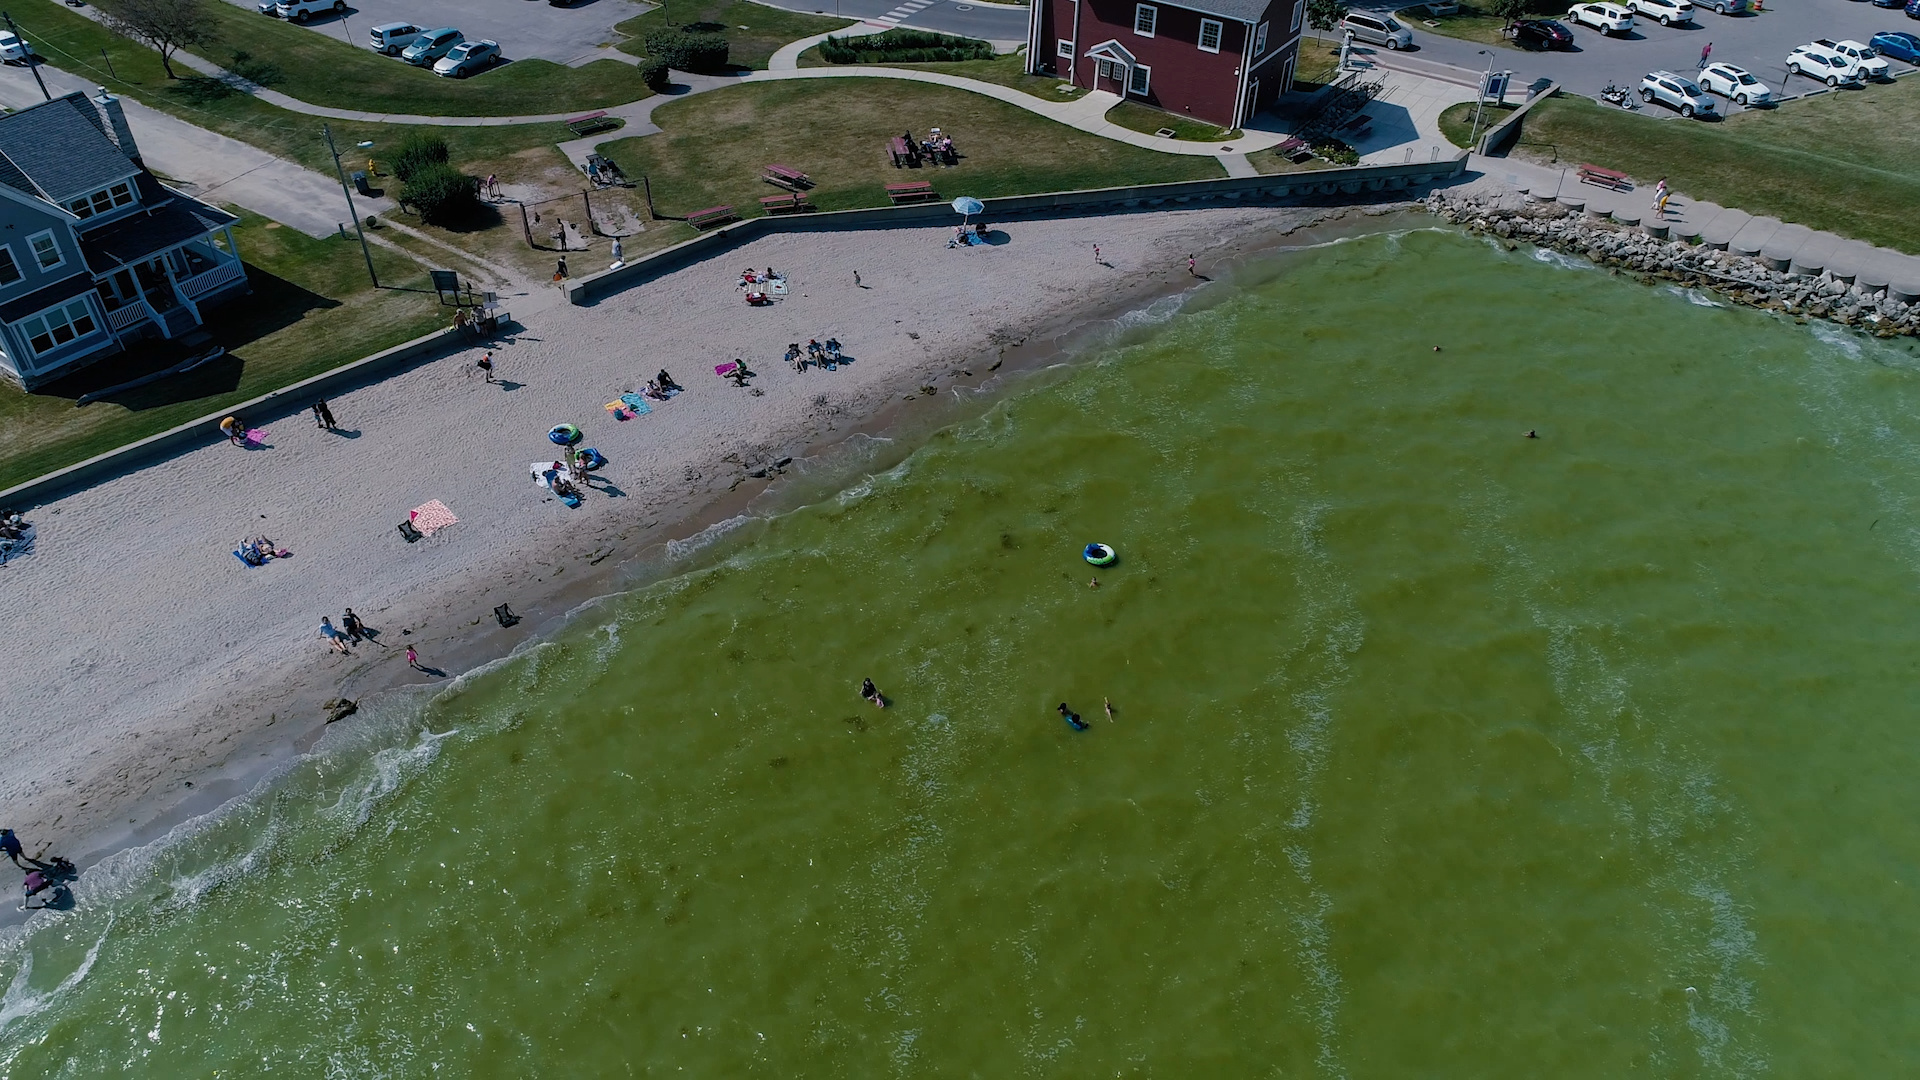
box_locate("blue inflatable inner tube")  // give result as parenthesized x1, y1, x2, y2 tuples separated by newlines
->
(548, 424, 582, 446)
(1083, 543, 1116, 567)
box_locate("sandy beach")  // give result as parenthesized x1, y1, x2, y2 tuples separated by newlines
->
(0, 204, 1356, 867)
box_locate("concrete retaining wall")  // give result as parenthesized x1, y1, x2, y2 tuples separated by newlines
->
(565, 154, 1471, 305)
(0, 323, 476, 512)
(1477, 83, 1559, 157)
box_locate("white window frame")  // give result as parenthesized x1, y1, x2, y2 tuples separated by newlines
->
(1199, 18, 1223, 52)
(0, 244, 20, 287)
(26, 230, 62, 272)
(1058, 38, 1075, 57)
(1255, 20, 1270, 55)
(63, 180, 135, 221)
(1134, 3, 1157, 36)
(1129, 62, 1152, 95)
(1097, 58, 1115, 79)
(20, 296, 100, 357)
(1289, 0, 1303, 31)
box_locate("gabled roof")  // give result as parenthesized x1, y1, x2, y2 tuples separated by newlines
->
(1085, 38, 1139, 64)
(1152, 0, 1274, 24)
(0, 91, 137, 206)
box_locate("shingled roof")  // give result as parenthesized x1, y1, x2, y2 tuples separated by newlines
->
(0, 91, 137, 205)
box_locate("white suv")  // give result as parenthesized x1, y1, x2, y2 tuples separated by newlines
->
(1787, 43, 1866, 86)
(276, 0, 345, 22)
(1566, 3, 1635, 35)
(1639, 70, 1717, 116)
(1627, 0, 1691, 24)
(1697, 61, 1772, 105)
(1815, 38, 1890, 80)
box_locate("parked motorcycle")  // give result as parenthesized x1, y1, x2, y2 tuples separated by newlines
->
(1599, 82, 1638, 109)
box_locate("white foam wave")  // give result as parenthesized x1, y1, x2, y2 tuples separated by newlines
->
(663, 513, 755, 562)
(1805, 320, 1864, 360)
(1664, 285, 1726, 308)
(1530, 246, 1596, 273)
(0, 920, 110, 1036)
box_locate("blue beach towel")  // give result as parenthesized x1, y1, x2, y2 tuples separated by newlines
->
(619, 393, 652, 416)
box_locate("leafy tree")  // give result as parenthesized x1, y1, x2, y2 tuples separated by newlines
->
(390, 133, 452, 185)
(95, 0, 213, 79)
(401, 162, 480, 226)
(639, 57, 671, 92)
(1306, 0, 1349, 33)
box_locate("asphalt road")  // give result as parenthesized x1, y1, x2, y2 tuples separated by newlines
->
(757, 0, 1031, 43)
(1367, 0, 1920, 110)
(216, 0, 656, 66)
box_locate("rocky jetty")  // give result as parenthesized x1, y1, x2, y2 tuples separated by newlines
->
(1424, 191, 1919, 339)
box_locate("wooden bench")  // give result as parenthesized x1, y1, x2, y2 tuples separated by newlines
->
(566, 111, 620, 137)
(763, 163, 813, 190)
(686, 205, 737, 230)
(886, 181, 937, 204)
(1577, 163, 1632, 191)
(887, 136, 917, 168)
(759, 193, 811, 214)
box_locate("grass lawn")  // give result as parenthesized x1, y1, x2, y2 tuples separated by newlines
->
(195, 1, 652, 117)
(13, 0, 579, 177)
(1289, 37, 1346, 90)
(0, 213, 442, 490)
(1395, 4, 1518, 48)
(1438, 100, 1516, 147)
(1507, 89, 1920, 253)
(596, 78, 1223, 245)
(797, 47, 1089, 101)
(614, 0, 854, 70)
(1103, 100, 1240, 142)
(1248, 151, 1342, 175)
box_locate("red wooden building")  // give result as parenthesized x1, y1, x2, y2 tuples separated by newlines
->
(1026, 0, 1304, 130)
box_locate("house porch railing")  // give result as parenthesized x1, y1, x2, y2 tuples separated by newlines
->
(178, 260, 244, 300)
(106, 299, 155, 332)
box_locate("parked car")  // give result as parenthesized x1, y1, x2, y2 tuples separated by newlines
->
(1566, 2, 1635, 34)
(1869, 29, 1920, 61)
(1786, 42, 1866, 85)
(401, 27, 464, 66)
(1640, 70, 1717, 116)
(1626, 0, 1692, 24)
(255, 0, 279, 14)
(1339, 11, 1415, 49)
(1700, 0, 1747, 12)
(275, 0, 345, 23)
(1872, 0, 1903, 9)
(0, 31, 34, 64)
(1908, 0, 1920, 20)
(433, 39, 501, 77)
(1510, 18, 1574, 47)
(1697, 61, 1772, 103)
(1815, 37, 1891, 78)
(369, 22, 426, 55)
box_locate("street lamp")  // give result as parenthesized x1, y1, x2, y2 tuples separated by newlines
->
(323, 124, 379, 288)
(1468, 49, 1496, 150)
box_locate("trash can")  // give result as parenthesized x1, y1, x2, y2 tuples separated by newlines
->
(352, 170, 371, 196)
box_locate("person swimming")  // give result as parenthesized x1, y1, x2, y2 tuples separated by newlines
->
(1058, 703, 1089, 731)
(861, 678, 886, 708)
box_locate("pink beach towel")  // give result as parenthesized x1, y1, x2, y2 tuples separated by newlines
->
(409, 500, 458, 537)
(244, 428, 269, 447)
(714, 362, 737, 377)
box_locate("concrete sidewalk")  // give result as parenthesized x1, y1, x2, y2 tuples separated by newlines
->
(1471, 153, 1920, 295)
(0, 63, 391, 238)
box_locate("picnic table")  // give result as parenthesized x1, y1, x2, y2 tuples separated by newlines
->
(1577, 163, 1632, 191)
(686, 205, 737, 230)
(763, 163, 813, 190)
(886, 181, 937, 204)
(1275, 136, 1313, 163)
(759, 193, 811, 214)
(887, 136, 918, 168)
(566, 111, 620, 137)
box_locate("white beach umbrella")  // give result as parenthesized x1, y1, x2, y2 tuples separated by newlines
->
(951, 196, 984, 224)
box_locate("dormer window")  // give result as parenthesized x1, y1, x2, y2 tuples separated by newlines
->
(1134, 4, 1157, 36)
(66, 180, 134, 221)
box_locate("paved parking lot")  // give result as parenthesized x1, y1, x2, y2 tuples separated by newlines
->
(1370, 0, 1920, 108)
(217, 0, 654, 67)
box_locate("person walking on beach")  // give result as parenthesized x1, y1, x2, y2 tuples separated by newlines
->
(1093, 243, 1101, 264)
(320, 617, 350, 654)
(1187, 254, 1197, 276)
(1698, 42, 1712, 69)
(0, 829, 43, 870)
(554, 255, 569, 282)
(475, 352, 496, 383)
(312, 399, 338, 431)
(406, 645, 424, 671)
(853, 270, 863, 288)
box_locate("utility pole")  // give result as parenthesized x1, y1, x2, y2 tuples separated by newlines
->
(1468, 49, 1495, 150)
(323, 123, 379, 288)
(3, 13, 51, 102)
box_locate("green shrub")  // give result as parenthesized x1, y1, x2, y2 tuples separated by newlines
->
(818, 28, 996, 64)
(639, 57, 671, 91)
(390, 133, 452, 185)
(644, 28, 731, 73)
(401, 162, 481, 226)
(1312, 138, 1359, 165)
(227, 49, 282, 87)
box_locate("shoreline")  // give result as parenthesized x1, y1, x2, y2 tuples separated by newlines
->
(1, 201, 1426, 889)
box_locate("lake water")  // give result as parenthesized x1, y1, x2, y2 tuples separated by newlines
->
(5, 228, 1919, 1076)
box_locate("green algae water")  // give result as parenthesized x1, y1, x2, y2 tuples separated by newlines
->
(8, 227, 1920, 1076)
